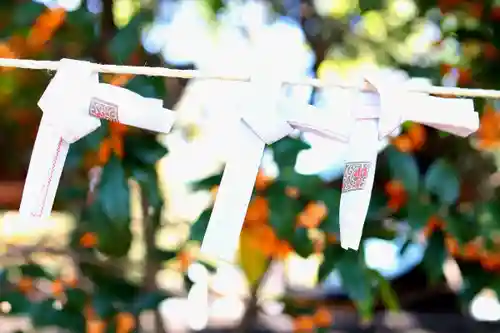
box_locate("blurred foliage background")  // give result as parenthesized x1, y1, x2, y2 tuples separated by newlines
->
(1, 0, 500, 332)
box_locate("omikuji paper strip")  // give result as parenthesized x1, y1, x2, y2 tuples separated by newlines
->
(338, 75, 479, 250)
(20, 59, 100, 219)
(20, 58, 176, 220)
(339, 92, 380, 250)
(200, 120, 267, 262)
(200, 76, 294, 262)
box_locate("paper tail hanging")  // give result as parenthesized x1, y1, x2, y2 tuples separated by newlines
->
(200, 74, 295, 262)
(19, 58, 175, 220)
(338, 74, 479, 250)
(200, 72, 480, 263)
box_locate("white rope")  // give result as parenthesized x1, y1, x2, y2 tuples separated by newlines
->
(2, 57, 500, 99)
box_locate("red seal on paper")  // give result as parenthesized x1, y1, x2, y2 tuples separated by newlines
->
(89, 98, 119, 122)
(342, 162, 371, 192)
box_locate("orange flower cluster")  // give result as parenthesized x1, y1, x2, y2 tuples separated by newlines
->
(240, 170, 335, 260)
(422, 215, 445, 238)
(239, 171, 297, 259)
(26, 8, 66, 53)
(17, 275, 78, 302)
(297, 202, 328, 229)
(446, 237, 500, 271)
(177, 249, 194, 272)
(85, 304, 136, 333)
(292, 306, 333, 332)
(244, 223, 293, 260)
(96, 75, 133, 164)
(477, 105, 500, 150)
(421, 215, 500, 273)
(0, 43, 17, 73)
(385, 180, 407, 211)
(392, 123, 426, 153)
(80, 232, 98, 248)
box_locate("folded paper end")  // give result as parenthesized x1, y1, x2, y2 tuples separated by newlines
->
(405, 97, 479, 137)
(340, 228, 363, 251)
(339, 212, 365, 251)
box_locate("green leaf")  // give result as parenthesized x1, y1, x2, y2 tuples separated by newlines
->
(292, 228, 314, 258)
(362, 220, 396, 240)
(130, 164, 163, 212)
(108, 11, 152, 62)
(81, 263, 140, 302)
(192, 174, 223, 191)
(359, 0, 385, 12)
(124, 134, 168, 166)
(154, 249, 178, 262)
(271, 137, 310, 169)
(317, 189, 342, 235)
(385, 146, 420, 194)
(30, 299, 60, 328)
(131, 291, 170, 314)
(84, 199, 132, 257)
(125, 76, 159, 99)
(278, 168, 325, 199)
(367, 191, 388, 219)
(268, 183, 304, 240)
(457, 262, 491, 305)
(445, 214, 477, 245)
(11, 1, 45, 27)
(95, 222, 133, 257)
(190, 209, 211, 242)
(421, 230, 446, 283)
(407, 198, 436, 230)
(196, 258, 217, 273)
(30, 299, 85, 330)
(368, 269, 400, 311)
(97, 155, 130, 226)
(91, 293, 116, 320)
(0, 269, 7, 286)
(19, 263, 51, 278)
(337, 251, 371, 302)
(65, 289, 87, 313)
(317, 244, 343, 281)
(0, 291, 30, 315)
(424, 159, 460, 205)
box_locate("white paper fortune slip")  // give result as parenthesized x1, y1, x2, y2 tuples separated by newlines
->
(338, 73, 480, 251)
(199, 74, 295, 263)
(19, 58, 175, 220)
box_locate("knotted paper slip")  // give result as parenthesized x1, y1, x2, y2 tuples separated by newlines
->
(19, 58, 176, 220)
(338, 75, 478, 250)
(199, 74, 353, 263)
(200, 73, 479, 263)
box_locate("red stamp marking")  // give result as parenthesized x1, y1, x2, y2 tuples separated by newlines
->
(89, 98, 119, 122)
(342, 162, 371, 193)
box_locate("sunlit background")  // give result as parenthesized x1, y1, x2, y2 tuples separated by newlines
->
(1, 0, 499, 330)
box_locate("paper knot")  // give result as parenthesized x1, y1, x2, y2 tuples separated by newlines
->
(363, 72, 410, 140)
(241, 76, 294, 144)
(38, 58, 101, 143)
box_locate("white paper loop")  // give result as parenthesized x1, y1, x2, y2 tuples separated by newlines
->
(21, 59, 100, 219)
(200, 76, 292, 262)
(20, 59, 177, 221)
(337, 73, 479, 251)
(363, 73, 405, 139)
(403, 96, 479, 137)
